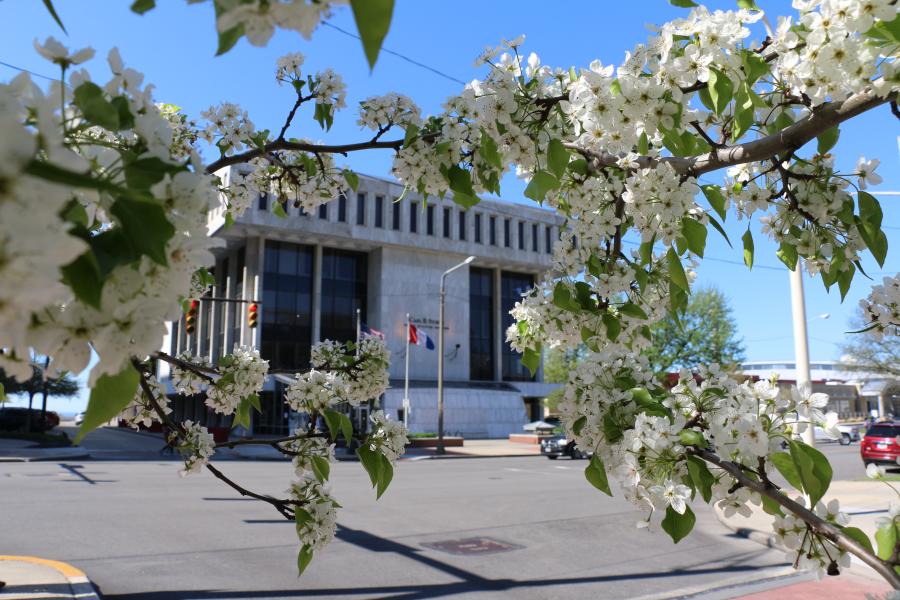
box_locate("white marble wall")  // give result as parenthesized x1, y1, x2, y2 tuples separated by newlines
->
(383, 387, 528, 438)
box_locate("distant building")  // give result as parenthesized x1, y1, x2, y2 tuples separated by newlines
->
(159, 170, 563, 438)
(741, 360, 900, 419)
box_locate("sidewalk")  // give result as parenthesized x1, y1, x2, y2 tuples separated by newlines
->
(715, 479, 896, 598)
(0, 556, 98, 599)
(0, 438, 89, 462)
(225, 437, 543, 460)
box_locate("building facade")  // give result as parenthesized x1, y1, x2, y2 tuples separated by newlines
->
(160, 170, 563, 437)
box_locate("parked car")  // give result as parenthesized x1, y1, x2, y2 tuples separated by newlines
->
(74, 411, 85, 426)
(540, 435, 591, 460)
(861, 423, 900, 466)
(815, 423, 861, 446)
(0, 407, 60, 432)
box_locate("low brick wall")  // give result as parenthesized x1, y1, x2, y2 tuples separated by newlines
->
(407, 437, 464, 448)
(509, 433, 555, 445)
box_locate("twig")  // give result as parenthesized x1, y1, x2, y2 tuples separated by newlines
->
(152, 351, 217, 381)
(690, 121, 724, 149)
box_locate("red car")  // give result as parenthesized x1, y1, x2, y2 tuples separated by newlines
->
(861, 423, 900, 466)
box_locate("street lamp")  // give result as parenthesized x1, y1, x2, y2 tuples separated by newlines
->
(437, 255, 475, 455)
(789, 261, 815, 446)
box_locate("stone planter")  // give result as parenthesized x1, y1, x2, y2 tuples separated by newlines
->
(407, 436, 464, 448)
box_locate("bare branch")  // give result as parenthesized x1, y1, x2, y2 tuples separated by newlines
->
(205, 138, 405, 174)
(152, 351, 217, 381)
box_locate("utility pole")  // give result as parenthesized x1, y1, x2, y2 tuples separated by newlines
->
(789, 262, 815, 446)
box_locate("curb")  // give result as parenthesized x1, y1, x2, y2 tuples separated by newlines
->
(0, 450, 91, 463)
(0, 555, 99, 600)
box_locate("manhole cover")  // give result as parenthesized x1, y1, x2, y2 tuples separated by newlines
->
(422, 537, 523, 556)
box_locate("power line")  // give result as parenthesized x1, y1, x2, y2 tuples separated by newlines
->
(321, 21, 467, 85)
(0, 60, 58, 82)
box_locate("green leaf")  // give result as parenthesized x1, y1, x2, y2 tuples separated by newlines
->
(232, 395, 252, 429)
(732, 83, 755, 141)
(322, 409, 342, 442)
(376, 454, 393, 499)
(521, 347, 541, 377)
(618, 302, 648, 320)
(296, 545, 314, 576)
(876, 522, 897, 560)
(339, 413, 354, 446)
(479, 129, 503, 169)
(357, 444, 382, 489)
(842, 526, 874, 555)
(524, 171, 559, 203)
(741, 229, 754, 270)
(75, 364, 139, 443)
(740, 49, 769, 85)
(736, 0, 760, 9)
(547, 139, 569, 180)
(310, 455, 331, 483)
(124, 157, 175, 190)
(41, 0, 67, 33)
(61, 251, 104, 309)
(707, 215, 731, 247)
(686, 456, 714, 502)
(858, 191, 884, 229)
(661, 505, 696, 543)
(130, 0, 155, 14)
(668, 0, 698, 6)
(760, 495, 784, 517)
(610, 78, 621, 97)
(770, 452, 803, 491)
(584, 454, 612, 496)
(707, 68, 734, 116)
(73, 82, 120, 130)
(572, 415, 587, 436)
(403, 123, 419, 148)
(342, 170, 360, 192)
(776, 242, 798, 270)
(701, 185, 727, 221)
(681, 218, 707, 258)
(273, 201, 288, 218)
(637, 131, 649, 155)
(788, 440, 832, 506)
(666, 248, 689, 292)
(350, 0, 395, 69)
(601, 313, 621, 342)
(817, 126, 840, 154)
(110, 196, 175, 266)
(865, 15, 900, 47)
(679, 429, 705, 447)
(446, 165, 479, 208)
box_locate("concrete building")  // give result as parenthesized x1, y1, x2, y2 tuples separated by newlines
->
(160, 170, 563, 437)
(741, 360, 900, 419)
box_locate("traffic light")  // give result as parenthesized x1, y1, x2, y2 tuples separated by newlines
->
(185, 299, 199, 335)
(247, 302, 258, 328)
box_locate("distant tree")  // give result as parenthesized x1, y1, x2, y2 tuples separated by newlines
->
(643, 286, 745, 376)
(0, 359, 80, 431)
(841, 308, 900, 377)
(543, 345, 586, 413)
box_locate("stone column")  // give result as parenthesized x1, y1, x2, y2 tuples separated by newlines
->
(222, 251, 235, 355)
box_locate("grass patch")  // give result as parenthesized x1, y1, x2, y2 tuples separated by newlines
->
(407, 432, 438, 439)
(0, 431, 72, 447)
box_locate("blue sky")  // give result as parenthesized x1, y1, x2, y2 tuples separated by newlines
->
(1, 1, 897, 412)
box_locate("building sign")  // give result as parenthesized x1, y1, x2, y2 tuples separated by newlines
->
(409, 316, 447, 331)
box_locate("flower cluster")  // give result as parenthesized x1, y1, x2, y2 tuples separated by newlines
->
(860, 274, 900, 339)
(178, 420, 216, 477)
(287, 435, 336, 476)
(205, 345, 269, 416)
(215, 0, 344, 47)
(772, 499, 851, 579)
(171, 352, 208, 396)
(289, 475, 339, 551)
(358, 93, 421, 131)
(285, 369, 347, 413)
(200, 102, 256, 155)
(368, 410, 409, 462)
(120, 374, 172, 430)
(310, 337, 391, 406)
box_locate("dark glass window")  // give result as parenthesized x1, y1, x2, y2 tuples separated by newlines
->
(469, 267, 494, 381)
(375, 195, 384, 228)
(427, 205, 435, 235)
(261, 241, 314, 370)
(443, 207, 451, 238)
(503, 219, 511, 247)
(318, 203, 328, 220)
(518, 221, 525, 250)
(532, 223, 538, 252)
(392, 199, 401, 230)
(545, 225, 552, 254)
(258, 193, 268, 211)
(474, 213, 482, 244)
(337, 195, 347, 222)
(321, 249, 367, 343)
(458, 211, 467, 241)
(501, 271, 535, 381)
(409, 201, 418, 233)
(356, 193, 366, 225)
(489, 216, 497, 246)
(867, 425, 900, 438)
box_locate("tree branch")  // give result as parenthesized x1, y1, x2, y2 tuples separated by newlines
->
(566, 89, 895, 178)
(152, 351, 217, 380)
(205, 138, 405, 174)
(693, 447, 900, 588)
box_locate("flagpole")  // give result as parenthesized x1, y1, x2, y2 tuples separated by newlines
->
(404, 313, 410, 429)
(355, 308, 361, 354)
